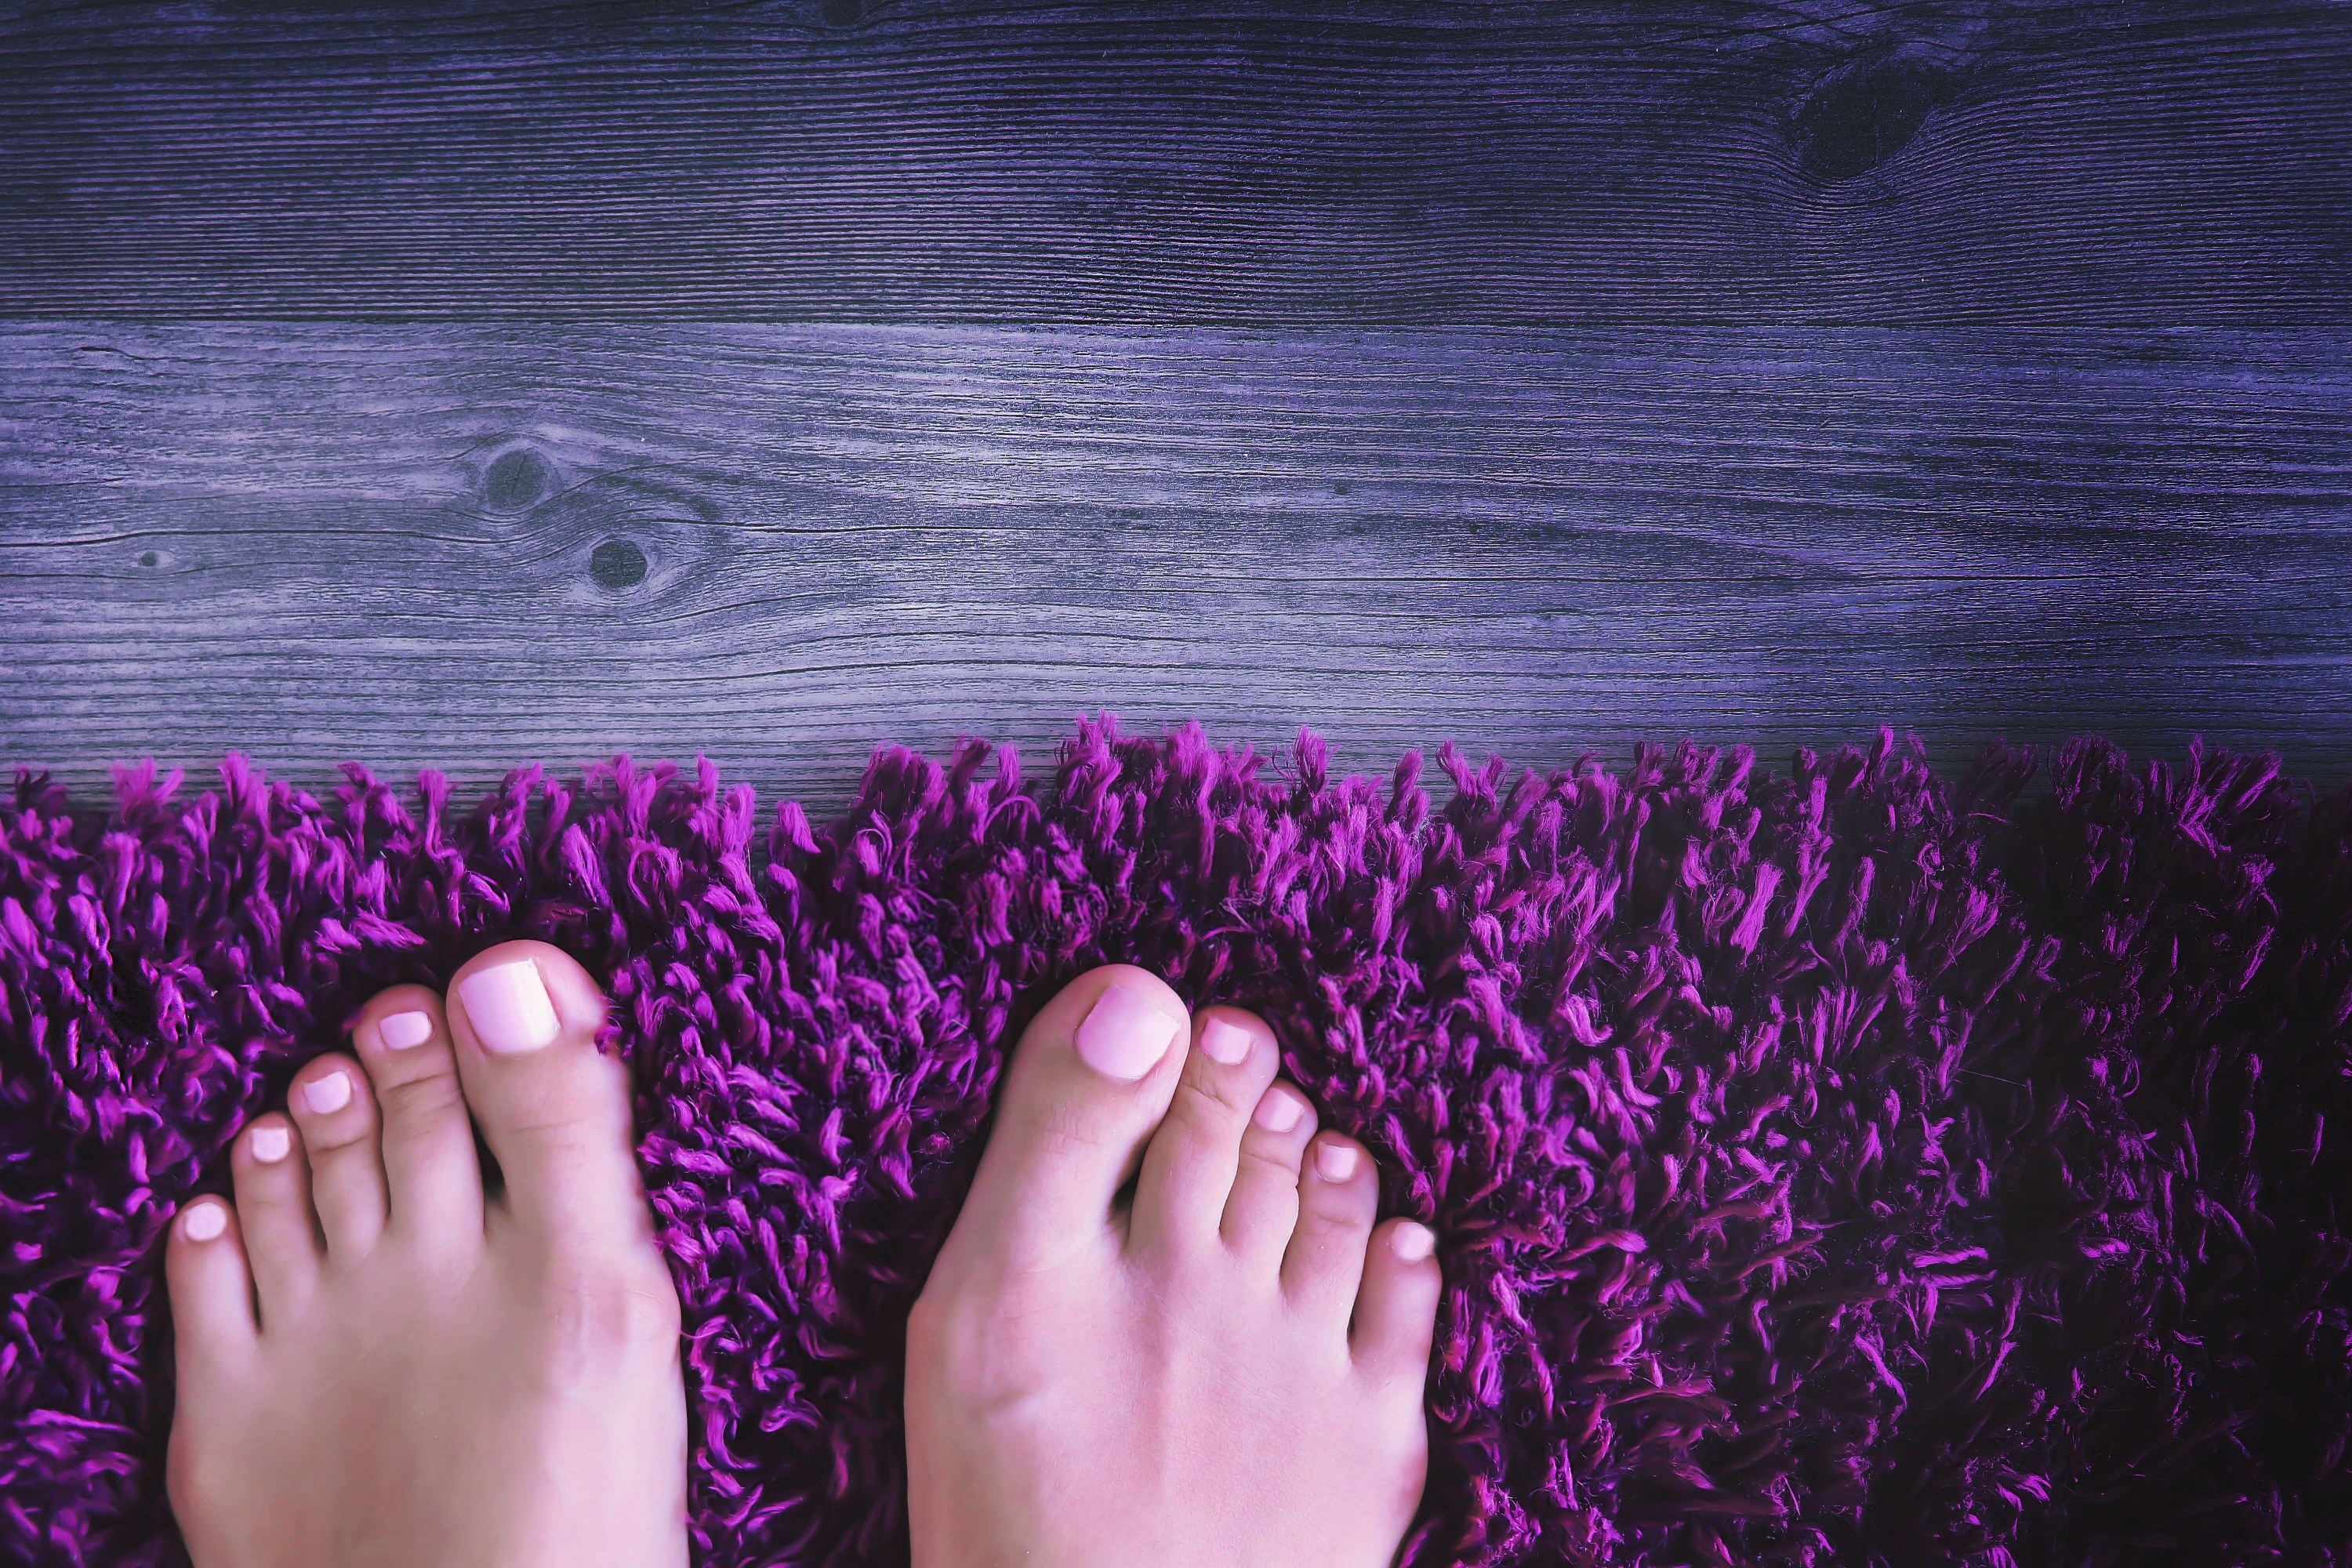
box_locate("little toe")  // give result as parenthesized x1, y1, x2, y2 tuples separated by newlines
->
(166, 1197, 258, 1374)
(1127, 1007, 1280, 1259)
(1221, 1080, 1319, 1263)
(1352, 1218, 1443, 1386)
(445, 940, 651, 1253)
(228, 1113, 321, 1330)
(351, 986, 482, 1246)
(939, 964, 1191, 1272)
(286, 1054, 387, 1261)
(1280, 1131, 1379, 1323)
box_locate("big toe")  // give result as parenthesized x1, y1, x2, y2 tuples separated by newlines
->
(445, 940, 652, 1253)
(939, 964, 1192, 1272)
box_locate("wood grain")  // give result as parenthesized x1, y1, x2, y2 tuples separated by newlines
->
(0, 0, 2345, 320)
(4, 324, 2347, 811)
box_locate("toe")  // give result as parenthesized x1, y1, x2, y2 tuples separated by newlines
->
(938, 964, 1191, 1272)
(228, 1115, 321, 1330)
(1280, 1131, 1379, 1323)
(1352, 1218, 1443, 1385)
(351, 985, 483, 1247)
(1221, 1079, 1319, 1263)
(286, 1054, 387, 1261)
(445, 940, 652, 1252)
(166, 1197, 258, 1373)
(1127, 1007, 1279, 1260)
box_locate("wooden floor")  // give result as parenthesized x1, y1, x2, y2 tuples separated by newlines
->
(2, 2, 2347, 808)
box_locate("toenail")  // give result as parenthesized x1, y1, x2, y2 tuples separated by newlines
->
(458, 959, 562, 1054)
(303, 1071, 353, 1115)
(182, 1203, 227, 1242)
(1254, 1085, 1306, 1133)
(1316, 1142, 1359, 1182)
(249, 1125, 292, 1163)
(1075, 980, 1183, 1082)
(1392, 1221, 1436, 1262)
(1200, 1017, 1254, 1066)
(379, 1009, 434, 1050)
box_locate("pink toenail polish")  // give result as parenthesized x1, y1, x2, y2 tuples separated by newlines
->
(1392, 1222, 1436, 1262)
(458, 960, 561, 1054)
(1075, 981, 1183, 1082)
(1316, 1142, 1359, 1181)
(1200, 1018, 1254, 1066)
(303, 1071, 353, 1115)
(249, 1126, 292, 1163)
(379, 1010, 434, 1050)
(182, 1203, 227, 1242)
(1254, 1086, 1306, 1133)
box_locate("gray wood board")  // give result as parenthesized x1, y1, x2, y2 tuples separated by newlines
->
(3, 323, 2348, 812)
(1, 0, 2346, 321)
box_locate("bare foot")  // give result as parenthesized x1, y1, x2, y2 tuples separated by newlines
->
(905, 964, 1443, 1568)
(164, 940, 688, 1568)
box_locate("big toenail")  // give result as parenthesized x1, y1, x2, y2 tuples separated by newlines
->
(182, 1203, 227, 1242)
(303, 1071, 353, 1115)
(1254, 1086, 1306, 1133)
(1075, 980, 1183, 1082)
(1316, 1142, 1359, 1181)
(379, 1010, 434, 1050)
(249, 1126, 292, 1163)
(1200, 1018, 1254, 1065)
(1392, 1221, 1436, 1262)
(458, 959, 561, 1054)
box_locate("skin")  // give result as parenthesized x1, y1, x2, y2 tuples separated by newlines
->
(163, 941, 689, 1568)
(906, 964, 1443, 1568)
(165, 955, 1441, 1568)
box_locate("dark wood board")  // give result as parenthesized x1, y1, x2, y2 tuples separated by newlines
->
(4, 323, 2347, 811)
(1, 0, 2347, 321)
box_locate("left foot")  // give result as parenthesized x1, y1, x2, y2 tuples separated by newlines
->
(163, 940, 689, 1568)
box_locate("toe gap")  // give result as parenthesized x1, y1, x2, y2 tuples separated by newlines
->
(473, 1119, 507, 1200)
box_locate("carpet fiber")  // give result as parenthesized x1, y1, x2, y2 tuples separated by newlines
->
(3, 719, 2348, 1566)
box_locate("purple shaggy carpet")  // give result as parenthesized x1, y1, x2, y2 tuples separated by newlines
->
(2, 718, 2349, 1567)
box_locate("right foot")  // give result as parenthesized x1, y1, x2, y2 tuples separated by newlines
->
(905, 964, 1443, 1568)
(163, 940, 689, 1568)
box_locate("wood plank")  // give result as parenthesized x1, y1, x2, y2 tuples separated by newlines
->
(0, 1, 2345, 320)
(4, 324, 2347, 809)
